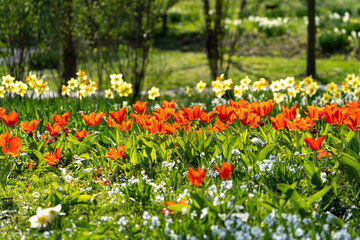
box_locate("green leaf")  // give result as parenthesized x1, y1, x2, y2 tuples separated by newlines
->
(339, 152, 360, 182)
(347, 138, 359, 156)
(257, 144, 276, 162)
(306, 185, 332, 206)
(303, 160, 323, 188)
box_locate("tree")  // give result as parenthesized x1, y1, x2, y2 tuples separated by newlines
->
(0, 0, 43, 81)
(159, 0, 180, 36)
(306, 0, 316, 76)
(203, 0, 240, 80)
(61, 0, 77, 85)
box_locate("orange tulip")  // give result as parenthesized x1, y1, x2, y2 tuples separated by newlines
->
(1, 111, 18, 127)
(163, 122, 177, 136)
(0, 130, 21, 157)
(303, 106, 323, 121)
(105, 145, 126, 160)
(233, 105, 251, 120)
(292, 117, 315, 131)
(304, 135, 325, 151)
(44, 148, 61, 166)
(153, 108, 172, 121)
(132, 101, 147, 114)
(44, 122, 62, 138)
(105, 116, 117, 128)
(117, 119, 132, 131)
(317, 150, 332, 159)
(270, 113, 287, 130)
(109, 108, 126, 124)
(211, 118, 227, 133)
(344, 109, 360, 131)
(80, 112, 105, 126)
(346, 100, 360, 109)
(0, 108, 6, 118)
(20, 120, 40, 135)
(215, 105, 234, 124)
(199, 110, 213, 124)
(182, 105, 201, 121)
(214, 162, 232, 180)
(74, 129, 89, 142)
(52, 111, 70, 126)
(251, 100, 275, 116)
(229, 100, 248, 110)
(322, 105, 347, 126)
(161, 198, 187, 215)
(241, 113, 260, 128)
(161, 99, 175, 110)
(41, 133, 53, 143)
(187, 167, 207, 186)
(280, 104, 297, 120)
(173, 110, 190, 125)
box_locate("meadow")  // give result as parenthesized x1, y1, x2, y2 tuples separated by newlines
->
(0, 72, 359, 239)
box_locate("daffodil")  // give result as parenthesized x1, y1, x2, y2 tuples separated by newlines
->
(322, 92, 331, 104)
(2, 75, 15, 88)
(148, 87, 160, 100)
(105, 89, 114, 99)
(196, 81, 206, 93)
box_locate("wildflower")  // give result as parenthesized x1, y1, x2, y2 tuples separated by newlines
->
(44, 148, 61, 166)
(104, 89, 114, 99)
(214, 162, 232, 180)
(303, 106, 323, 121)
(148, 87, 160, 100)
(187, 167, 207, 186)
(251, 100, 274, 116)
(317, 150, 332, 159)
(304, 135, 325, 151)
(52, 111, 70, 126)
(2, 75, 15, 88)
(44, 122, 62, 138)
(105, 145, 126, 160)
(80, 112, 105, 126)
(29, 207, 49, 229)
(41, 204, 62, 222)
(0, 130, 21, 157)
(0, 86, 5, 98)
(1, 111, 18, 127)
(273, 92, 284, 103)
(74, 129, 89, 142)
(196, 80, 207, 93)
(105, 116, 117, 128)
(270, 113, 287, 131)
(280, 104, 297, 120)
(117, 119, 131, 131)
(186, 86, 192, 96)
(133, 101, 147, 114)
(322, 93, 331, 104)
(20, 120, 41, 136)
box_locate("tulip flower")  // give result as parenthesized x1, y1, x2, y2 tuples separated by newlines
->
(132, 101, 147, 114)
(304, 135, 325, 151)
(109, 108, 126, 124)
(303, 106, 323, 121)
(80, 112, 105, 126)
(251, 99, 274, 116)
(214, 162, 233, 180)
(20, 120, 41, 136)
(280, 104, 297, 120)
(1, 111, 18, 127)
(44, 122, 62, 138)
(270, 113, 287, 131)
(187, 167, 207, 186)
(0, 130, 21, 157)
(105, 145, 126, 160)
(317, 150, 332, 159)
(44, 148, 61, 166)
(74, 129, 89, 142)
(51, 111, 70, 126)
(117, 119, 132, 131)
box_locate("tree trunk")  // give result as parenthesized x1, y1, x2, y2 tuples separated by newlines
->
(306, 0, 316, 76)
(203, 0, 223, 80)
(161, 13, 168, 37)
(240, 0, 247, 12)
(61, 0, 76, 90)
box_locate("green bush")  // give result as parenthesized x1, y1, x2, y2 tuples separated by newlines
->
(318, 32, 350, 53)
(29, 51, 61, 70)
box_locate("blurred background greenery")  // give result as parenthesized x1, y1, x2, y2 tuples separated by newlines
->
(1, 0, 360, 97)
